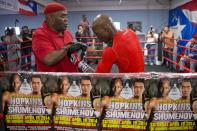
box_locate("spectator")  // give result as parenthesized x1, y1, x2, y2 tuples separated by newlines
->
(75, 25, 87, 43)
(20, 26, 32, 71)
(4, 28, 22, 71)
(92, 14, 144, 73)
(179, 34, 197, 72)
(0, 35, 7, 61)
(0, 36, 7, 71)
(160, 26, 174, 70)
(79, 14, 91, 39)
(32, 2, 78, 72)
(157, 29, 164, 62)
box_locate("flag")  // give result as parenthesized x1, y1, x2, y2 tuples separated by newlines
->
(168, 0, 197, 54)
(18, 0, 38, 16)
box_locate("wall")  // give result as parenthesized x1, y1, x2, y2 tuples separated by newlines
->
(69, 9, 168, 35)
(0, 9, 168, 37)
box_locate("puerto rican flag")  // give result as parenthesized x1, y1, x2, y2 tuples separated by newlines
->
(169, 0, 197, 54)
(18, 0, 38, 16)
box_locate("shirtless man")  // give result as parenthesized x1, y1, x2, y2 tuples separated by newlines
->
(46, 76, 71, 109)
(180, 79, 192, 100)
(146, 78, 171, 119)
(110, 78, 123, 99)
(79, 76, 92, 97)
(133, 79, 145, 100)
(2, 73, 22, 112)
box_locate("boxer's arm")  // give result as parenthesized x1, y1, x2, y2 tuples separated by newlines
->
(96, 47, 117, 73)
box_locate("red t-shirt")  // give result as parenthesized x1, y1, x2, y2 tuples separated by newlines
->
(32, 22, 78, 72)
(96, 29, 144, 73)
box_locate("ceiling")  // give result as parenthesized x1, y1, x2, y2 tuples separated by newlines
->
(56, 0, 171, 11)
(0, 0, 191, 14)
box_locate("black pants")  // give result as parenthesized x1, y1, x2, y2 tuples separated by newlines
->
(162, 48, 168, 65)
(21, 47, 32, 70)
(167, 48, 174, 69)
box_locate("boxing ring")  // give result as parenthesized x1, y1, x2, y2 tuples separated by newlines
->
(0, 36, 196, 131)
(0, 35, 196, 73)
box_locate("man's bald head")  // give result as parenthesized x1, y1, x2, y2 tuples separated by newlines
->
(92, 14, 113, 26)
(92, 14, 117, 44)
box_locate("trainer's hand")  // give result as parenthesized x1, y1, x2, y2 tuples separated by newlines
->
(64, 44, 72, 52)
(67, 42, 87, 56)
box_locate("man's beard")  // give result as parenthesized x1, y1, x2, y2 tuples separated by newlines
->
(56, 23, 68, 32)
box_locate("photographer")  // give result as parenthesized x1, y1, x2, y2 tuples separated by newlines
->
(145, 26, 158, 65)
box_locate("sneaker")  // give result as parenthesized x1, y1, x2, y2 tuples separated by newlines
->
(150, 63, 154, 66)
(145, 62, 148, 65)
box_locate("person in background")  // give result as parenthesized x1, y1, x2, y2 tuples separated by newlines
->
(4, 28, 22, 71)
(20, 26, 32, 71)
(157, 29, 164, 63)
(179, 34, 197, 73)
(79, 14, 91, 40)
(0, 36, 7, 71)
(144, 26, 158, 65)
(160, 26, 174, 71)
(75, 25, 87, 43)
(92, 14, 144, 73)
(0, 36, 7, 61)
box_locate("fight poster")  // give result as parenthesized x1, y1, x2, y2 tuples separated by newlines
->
(0, 72, 196, 131)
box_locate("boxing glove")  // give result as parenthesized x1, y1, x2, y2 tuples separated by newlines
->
(67, 42, 87, 57)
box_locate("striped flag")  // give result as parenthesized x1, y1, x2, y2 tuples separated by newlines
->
(18, 0, 38, 16)
(169, 0, 197, 54)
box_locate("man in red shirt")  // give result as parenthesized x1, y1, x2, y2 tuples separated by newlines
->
(92, 14, 144, 73)
(32, 2, 78, 72)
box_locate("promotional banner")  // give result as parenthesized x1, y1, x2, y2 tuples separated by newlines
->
(0, 72, 196, 131)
